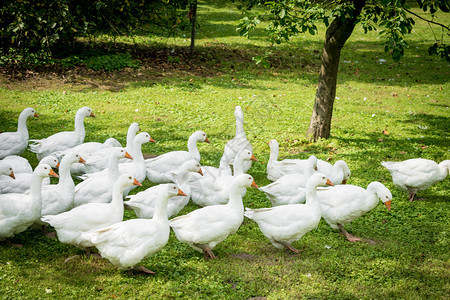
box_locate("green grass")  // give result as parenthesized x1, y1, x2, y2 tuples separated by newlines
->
(0, 1, 449, 299)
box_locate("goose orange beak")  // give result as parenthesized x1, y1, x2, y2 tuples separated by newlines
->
(90, 112, 96, 118)
(342, 179, 347, 184)
(55, 162, 60, 169)
(34, 113, 39, 118)
(133, 178, 142, 186)
(384, 200, 391, 211)
(251, 180, 259, 189)
(204, 137, 210, 144)
(149, 137, 156, 143)
(125, 152, 133, 160)
(251, 154, 258, 162)
(78, 156, 86, 164)
(198, 168, 204, 176)
(326, 179, 334, 186)
(10, 171, 15, 179)
(178, 189, 187, 196)
(49, 169, 59, 178)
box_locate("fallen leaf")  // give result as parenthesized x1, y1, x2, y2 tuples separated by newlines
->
(400, 151, 407, 154)
(392, 92, 398, 97)
(383, 129, 389, 135)
(326, 156, 333, 161)
(378, 139, 384, 142)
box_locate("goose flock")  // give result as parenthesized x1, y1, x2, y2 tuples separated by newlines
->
(0, 106, 448, 274)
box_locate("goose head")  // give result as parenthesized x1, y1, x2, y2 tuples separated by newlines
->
(307, 155, 318, 171)
(236, 149, 257, 163)
(234, 105, 244, 120)
(369, 182, 392, 211)
(439, 160, 450, 177)
(128, 122, 141, 135)
(22, 107, 39, 119)
(233, 174, 258, 189)
(114, 148, 133, 160)
(192, 131, 210, 144)
(0, 162, 15, 179)
(117, 173, 142, 189)
(35, 163, 59, 179)
(334, 160, 351, 184)
(166, 183, 187, 197)
(40, 155, 60, 169)
(134, 132, 156, 146)
(104, 138, 122, 147)
(308, 173, 334, 189)
(78, 106, 95, 118)
(61, 152, 86, 166)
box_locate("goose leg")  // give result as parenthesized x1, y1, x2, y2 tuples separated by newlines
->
(408, 192, 416, 202)
(5, 239, 23, 248)
(194, 244, 216, 260)
(129, 266, 155, 275)
(276, 240, 300, 253)
(338, 224, 361, 242)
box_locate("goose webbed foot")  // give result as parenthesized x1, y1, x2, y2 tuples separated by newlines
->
(5, 239, 23, 248)
(408, 192, 416, 202)
(276, 240, 301, 253)
(338, 224, 362, 242)
(194, 244, 216, 260)
(128, 266, 156, 275)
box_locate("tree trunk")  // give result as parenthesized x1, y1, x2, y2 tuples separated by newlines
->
(189, 0, 198, 55)
(306, 0, 367, 141)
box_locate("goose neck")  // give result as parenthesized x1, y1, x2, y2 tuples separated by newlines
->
(269, 144, 279, 162)
(17, 111, 30, 136)
(29, 174, 46, 208)
(111, 183, 126, 214)
(108, 156, 121, 178)
(187, 137, 200, 161)
(74, 113, 87, 144)
(153, 193, 170, 222)
(305, 182, 320, 209)
(58, 159, 74, 184)
(232, 156, 246, 176)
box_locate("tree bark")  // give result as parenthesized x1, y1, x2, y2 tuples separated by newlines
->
(306, 0, 367, 141)
(189, 0, 198, 55)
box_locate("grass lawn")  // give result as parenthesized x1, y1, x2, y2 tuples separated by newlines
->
(0, 1, 449, 299)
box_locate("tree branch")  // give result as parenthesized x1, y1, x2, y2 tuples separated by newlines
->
(404, 8, 450, 31)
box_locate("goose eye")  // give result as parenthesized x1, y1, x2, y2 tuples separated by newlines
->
(129, 176, 132, 180)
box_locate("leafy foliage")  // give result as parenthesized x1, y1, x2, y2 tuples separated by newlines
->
(84, 52, 140, 71)
(0, 0, 190, 65)
(237, 0, 449, 62)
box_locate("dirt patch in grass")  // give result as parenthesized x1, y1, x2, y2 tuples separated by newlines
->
(0, 43, 258, 92)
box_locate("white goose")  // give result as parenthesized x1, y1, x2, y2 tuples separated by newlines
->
(170, 174, 258, 260)
(382, 158, 449, 201)
(41, 174, 141, 254)
(317, 182, 392, 242)
(0, 155, 59, 194)
(317, 159, 351, 185)
(38, 153, 86, 222)
(84, 122, 139, 173)
(145, 130, 209, 183)
(259, 155, 318, 206)
(82, 184, 186, 274)
(125, 160, 202, 218)
(29, 106, 95, 160)
(244, 173, 333, 253)
(0, 107, 39, 159)
(0, 161, 15, 179)
(189, 149, 257, 207)
(73, 148, 132, 207)
(0, 164, 58, 245)
(220, 106, 253, 173)
(1, 155, 32, 174)
(54, 137, 121, 175)
(0, 162, 15, 193)
(266, 140, 318, 181)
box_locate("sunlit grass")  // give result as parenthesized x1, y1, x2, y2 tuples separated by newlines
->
(0, 1, 449, 299)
